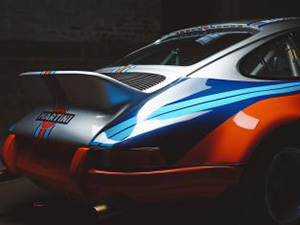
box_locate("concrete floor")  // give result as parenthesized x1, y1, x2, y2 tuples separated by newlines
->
(0, 176, 229, 225)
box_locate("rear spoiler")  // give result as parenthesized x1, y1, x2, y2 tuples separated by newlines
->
(19, 70, 146, 111)
(19, 70, 146, 96)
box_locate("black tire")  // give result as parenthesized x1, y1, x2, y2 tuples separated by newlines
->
(220, 129, 300, 225)
(265, 148, 300, 225)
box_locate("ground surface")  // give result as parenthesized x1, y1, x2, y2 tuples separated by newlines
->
(0, 175, 229, 225)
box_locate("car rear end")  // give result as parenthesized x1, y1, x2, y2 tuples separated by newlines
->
(1, 71, 145, 197)
(1, 22, 258, 201)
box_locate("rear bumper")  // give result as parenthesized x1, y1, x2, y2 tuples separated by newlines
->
(85, 166, 242, 202)
(2, 134, 243, 202)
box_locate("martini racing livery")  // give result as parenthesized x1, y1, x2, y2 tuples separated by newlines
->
(3, 17, 300, 225)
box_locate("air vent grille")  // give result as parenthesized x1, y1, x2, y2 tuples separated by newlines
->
(104, 73, 166, 91)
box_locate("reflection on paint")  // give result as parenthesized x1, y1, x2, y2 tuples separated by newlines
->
(233, 111, 259, 130)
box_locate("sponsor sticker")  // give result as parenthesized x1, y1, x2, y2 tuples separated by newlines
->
(108, 64, 136, 73)
(36, 111, 75, 124)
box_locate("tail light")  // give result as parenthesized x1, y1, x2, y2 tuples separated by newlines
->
(1, 134, 18, 174)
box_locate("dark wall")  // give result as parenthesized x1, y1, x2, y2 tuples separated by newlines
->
(0, 0, 162, 142)
(0, 0, 162, 71)
(162, 0, 300, 33)
(0, 0, 299, 144)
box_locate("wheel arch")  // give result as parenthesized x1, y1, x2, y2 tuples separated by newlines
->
(244, 120, 300, 166)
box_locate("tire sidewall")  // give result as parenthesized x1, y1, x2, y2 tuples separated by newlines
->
(223, 132, 300, 225)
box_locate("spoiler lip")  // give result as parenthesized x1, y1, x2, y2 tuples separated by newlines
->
(19, 70, 147, 95)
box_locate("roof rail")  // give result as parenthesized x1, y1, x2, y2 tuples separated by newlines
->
(158, 17, 299, 42)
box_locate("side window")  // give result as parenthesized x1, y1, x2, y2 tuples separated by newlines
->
(290, 30, 300, 49)
(240, 37, 300, 79)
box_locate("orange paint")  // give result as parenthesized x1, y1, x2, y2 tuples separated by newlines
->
(86, 165, 242, 202)
(69, 147, 89, 179)
(1, 134, 18, 174)
(176, 93, 300, 166)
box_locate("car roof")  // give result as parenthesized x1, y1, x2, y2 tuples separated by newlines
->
(159, 17, 300, 42)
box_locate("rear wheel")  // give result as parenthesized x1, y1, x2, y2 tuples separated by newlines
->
(265, 148, 300, 225)
(222, 136, 300, 225)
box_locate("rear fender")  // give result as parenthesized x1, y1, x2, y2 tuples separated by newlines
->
(176, 93, 300, 166)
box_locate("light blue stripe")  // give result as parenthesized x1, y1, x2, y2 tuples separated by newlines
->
(105, 81, 300, 138)
(121, 65, 136, 73)
(105, 117, 137, 137)
(110, 68, 121, 73)
(8, 124, 15, 133)
(121, 67, 131, 73)
(110, 84, 300, 141)
(100, 143, 114, 147)
(149, 82, 300, 119)
(156, 84, 300, 120)
(44, 126, 54, 139)
(34, 124, 42, 138)
(91, 141, 101, 146)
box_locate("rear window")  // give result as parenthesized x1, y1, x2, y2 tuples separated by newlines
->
(111, 32, 252, 66)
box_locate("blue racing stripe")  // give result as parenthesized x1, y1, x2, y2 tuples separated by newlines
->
(149, 82, 300, 119)
(155, 84, 300, 120)
(34, 124, 42, 138)
(109, 84, 300, 141)
(104, 82, 300, 138)
(247, 20, 261, 26)
(105, 117, 137, 137)
(8, 124, 15, 133)
(44, 126, 55, 139)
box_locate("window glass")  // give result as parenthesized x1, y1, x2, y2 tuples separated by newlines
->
(240, 37, 300, 78)
(110, 32, 252, 66)
(290, 30, 300, 49)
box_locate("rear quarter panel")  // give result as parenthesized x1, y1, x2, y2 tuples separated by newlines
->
(176, 93, 300, 166)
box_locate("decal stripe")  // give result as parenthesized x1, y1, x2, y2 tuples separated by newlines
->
(108, 65, 136, 73)
(8, 124, 15, 133)
(149, 82, 300, 119)
(104, 82, 300, 138)
(44, 126, 55, 139)
(153, 84, 300, 121)
(38, 127, 46, 138)
(105, 117, 137, 137)
(103, 83, 300, 143)
(246, 20, 260, 26)
(121, 65, 136, 73)
(34, 124, 42, 138)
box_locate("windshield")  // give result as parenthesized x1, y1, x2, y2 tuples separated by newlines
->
(111, 32, 252, 66)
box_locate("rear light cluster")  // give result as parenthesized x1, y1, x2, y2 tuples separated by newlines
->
(87, 147, 167, 172)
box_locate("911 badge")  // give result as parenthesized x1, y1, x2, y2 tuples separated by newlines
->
(36, 111, 75, 124)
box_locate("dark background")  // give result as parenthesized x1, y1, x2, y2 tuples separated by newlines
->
(0, 0, 299, 143)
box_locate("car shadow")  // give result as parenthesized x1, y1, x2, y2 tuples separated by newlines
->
(0, 178, 231, 225)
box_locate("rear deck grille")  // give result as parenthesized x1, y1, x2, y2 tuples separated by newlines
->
(104, 73, 166, 91)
